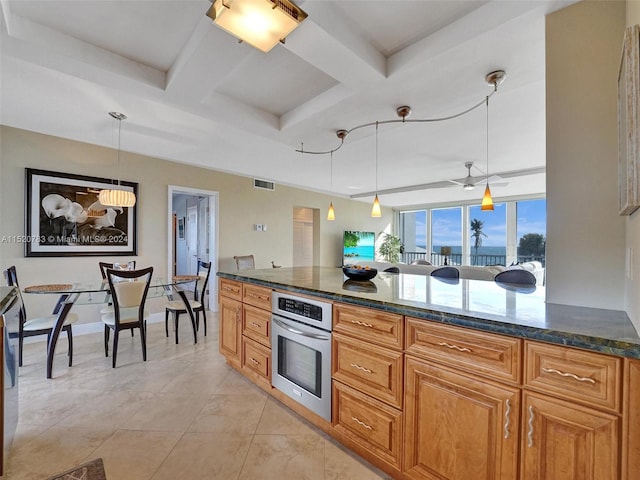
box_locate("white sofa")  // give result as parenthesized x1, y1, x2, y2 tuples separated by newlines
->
(354, 260, 545, 285)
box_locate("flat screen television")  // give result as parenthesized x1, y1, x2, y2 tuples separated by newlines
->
(343, 230, 375, 265)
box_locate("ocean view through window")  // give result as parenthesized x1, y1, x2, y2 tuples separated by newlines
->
(399, 198, 546, 267)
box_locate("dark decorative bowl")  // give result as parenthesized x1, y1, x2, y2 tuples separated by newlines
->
(342, 265, 377, 281)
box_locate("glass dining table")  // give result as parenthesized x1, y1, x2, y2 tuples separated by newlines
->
(23, 276, 199, 378)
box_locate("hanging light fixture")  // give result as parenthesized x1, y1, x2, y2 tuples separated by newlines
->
(481, 94, 494, 211)
(371, 121, 382, 218)
(205, 0, 308, 53)
(327, 150, 336, 221)
(99, 112, 136, 208)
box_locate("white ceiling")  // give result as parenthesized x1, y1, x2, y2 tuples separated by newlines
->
(0, 0, 577, 208)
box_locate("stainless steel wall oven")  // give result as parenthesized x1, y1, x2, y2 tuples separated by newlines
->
(271, 291, 332, 422)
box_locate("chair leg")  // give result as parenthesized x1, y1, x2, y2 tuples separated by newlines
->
(139, 324, 147, 361)
(104, 325, 110, 357)
(19, 335, 24, 367)
(67, 326, 73, 367)
(165, 309, 170, 338)
(201, 309, 207, 336)
(112, 330, 119, 368)
(174, 312, 180, 345)
(131, 329, 135, 337)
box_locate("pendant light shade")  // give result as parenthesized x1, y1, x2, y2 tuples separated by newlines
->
(371, 195, 382, 217)
(481, 184, 494, 211)
(371, 122, 381, 217)
(100, 112, 136, 208)
(327, 202, 336, 221)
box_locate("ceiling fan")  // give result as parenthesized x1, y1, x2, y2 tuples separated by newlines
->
(447, 162, 508, 190)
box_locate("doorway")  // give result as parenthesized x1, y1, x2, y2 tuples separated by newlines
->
(168, 186, 219, 312)
(293, 207, 319, 266)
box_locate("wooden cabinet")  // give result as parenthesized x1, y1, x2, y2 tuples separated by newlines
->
(623, 359, 640, 480)
(331, 302, 404, 477)
(520, 391, 619, 480)
(406, 318, 521, 384)
(219, 278, 242, 301)
(242, 284, 271, 310)
(219, 295, 242, 368)
(242, 336, 271, 389)
(333, 381, 403, 470)
(404, 355, 520, 480)
(243, 303, 271, 348)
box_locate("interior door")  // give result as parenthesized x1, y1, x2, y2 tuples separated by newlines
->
(186, 205, 198, 274)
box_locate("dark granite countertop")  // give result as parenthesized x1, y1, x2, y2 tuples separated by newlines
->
(218, 267, 640, 359)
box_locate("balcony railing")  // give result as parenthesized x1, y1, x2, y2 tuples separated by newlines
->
(401, 251, 545, 267)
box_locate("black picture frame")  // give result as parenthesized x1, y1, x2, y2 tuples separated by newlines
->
(25, 168, 138, 257)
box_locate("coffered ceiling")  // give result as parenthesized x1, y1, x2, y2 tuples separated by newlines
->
(0, 0, 577, 208)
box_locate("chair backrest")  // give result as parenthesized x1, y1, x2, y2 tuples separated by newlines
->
(384, 267, 400, 274)
(4, 266, 27, 326)
(234, 255, 255, 271)
(431, 266, 460, 279)
(494, 269, 537, 286)
(411, 259, 432, 265)
(106, 267, 153, 324)
(195, 260, 212, 303)
(99, 261, 136, 279)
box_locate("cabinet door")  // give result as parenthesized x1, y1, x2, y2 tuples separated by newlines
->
(219, 296, 242, 367)
(521, 391, 619, 480)
(404, 356, 520, 480)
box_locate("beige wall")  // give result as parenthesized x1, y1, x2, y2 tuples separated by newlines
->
(545, 0, 628, 311)
(0, 126, 393, 320)
(626, 2, 640, 327)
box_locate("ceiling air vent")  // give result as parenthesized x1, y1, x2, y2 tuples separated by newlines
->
(253, 178, 275, 191)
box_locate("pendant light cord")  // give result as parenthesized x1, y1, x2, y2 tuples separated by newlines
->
(486, 95, 489, 183)
(116, 117, 122, 187)
(375, 121, 379, 194)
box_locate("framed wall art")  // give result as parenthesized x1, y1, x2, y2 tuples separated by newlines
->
(618, 24, 640, 216)
(25, 168, 138, 256)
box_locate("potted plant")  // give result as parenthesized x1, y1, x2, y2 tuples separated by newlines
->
(378, 233, 403, 263)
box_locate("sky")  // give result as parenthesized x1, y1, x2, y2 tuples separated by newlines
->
(413, 198, 546, 247)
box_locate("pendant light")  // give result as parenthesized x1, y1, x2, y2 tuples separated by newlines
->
(327, 150, 336, 221)
(371, 121, 382, 217)
(99, 112, 136, 208)
(481, 95, 494, 211)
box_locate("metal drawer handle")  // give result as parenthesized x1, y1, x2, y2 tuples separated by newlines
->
(351, 416, 372, 430)
(222, 286, 236, 292)
(542, 367, 596, 384)
(247, 292, 268, 300)
(249, 322, 261, 328)
(504, 399, 511, 439)
(437, 342, 472, 353)
(249, 357, 260, 366)
(350, 363, 373, 374)
(350, 320, 373, 328)
(527, 406, 534, 447)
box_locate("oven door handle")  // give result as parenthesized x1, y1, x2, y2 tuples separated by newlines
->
(273, 318, 330, 340)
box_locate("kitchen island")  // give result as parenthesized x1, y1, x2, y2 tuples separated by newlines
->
(217, 267, 640, 480)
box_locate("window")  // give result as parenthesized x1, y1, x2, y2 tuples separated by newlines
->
(399, 198, 546, 267)
(516, 199, 546, 266)
(431, 207, 462, 265)
(469, 203, 506, 266)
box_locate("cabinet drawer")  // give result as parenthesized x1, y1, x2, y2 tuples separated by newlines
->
(242, 284, 272, 310)
(333, 303, 403, 350)
(242, 336, 271, 381)
(332, 381, 403, 470)
(332, 333, 403, 409)
(243, 304, 271, 347)
(525, 341, 622, 411)
(405, 318, 522, 384)
(219, 278, 242, 301)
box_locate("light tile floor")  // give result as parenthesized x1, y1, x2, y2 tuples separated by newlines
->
(7, 314, 391, 479)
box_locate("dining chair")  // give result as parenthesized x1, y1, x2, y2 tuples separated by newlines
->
(431, 266, 460, 279)
(494, 269, 537, 286)
(234, 255, 255, 271)
(4, 265, 77, 368)
(411, 259, 432, 265)
(101, 266, 153, 368)
(98, 261, 137, 337)
(165, 261, 212, 343)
